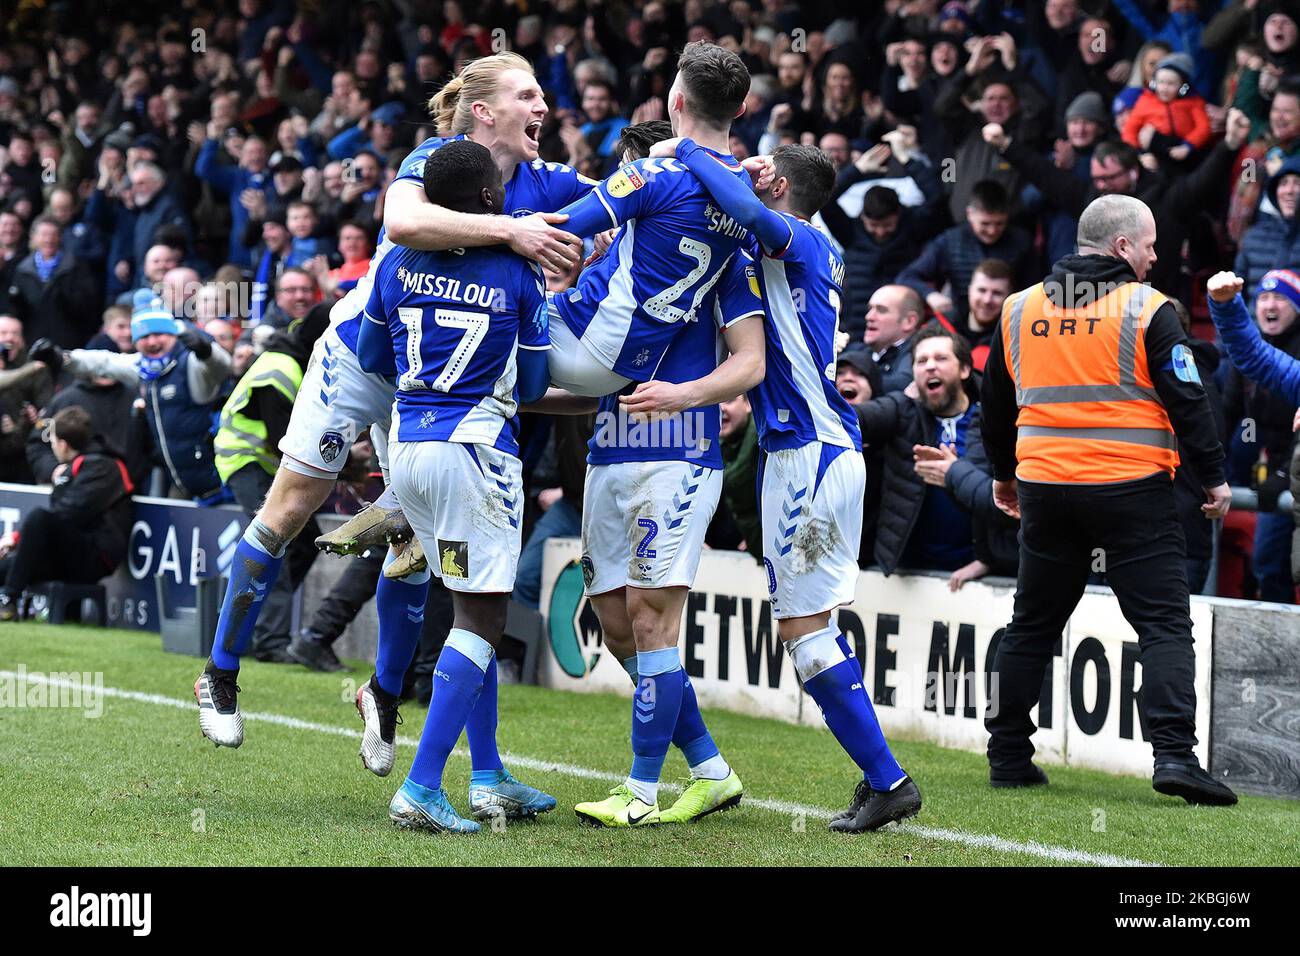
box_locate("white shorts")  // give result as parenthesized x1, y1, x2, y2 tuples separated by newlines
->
(279, 325, 395, 478)
(547, 295, 632, 397)
(761, 441, 864, 620)
(389, 439, 523, 594)
(581, 460, 722, 595)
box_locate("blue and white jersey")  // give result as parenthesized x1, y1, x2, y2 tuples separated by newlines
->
(552, 150, 753, 381)
(363, 243, 547, 455)
(335, 135, 595, 352)
(588, 250, 764, 469)
(748, 216, 861, 452)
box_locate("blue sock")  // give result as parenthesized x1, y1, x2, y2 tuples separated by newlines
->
(210, 520, 285, 671)
(467, 655, 504, 780)
(406, 629, 492, 791)
(374, 552, 430, 697)
(620, 656, 638, 686)
(672, 675, 720, 768)
(629, 648, 685, 786)
(791, 626, 905, 792)
(835, 632, 868, 703)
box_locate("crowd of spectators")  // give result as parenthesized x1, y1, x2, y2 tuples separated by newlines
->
(1, 0, 1299, 617)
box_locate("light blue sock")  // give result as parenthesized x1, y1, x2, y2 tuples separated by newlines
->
(792, 626, 905, 792)
(629, 648, 685, 788)
(467, 655, 504, 780)
(373, 551, 430, 696)
(210, 520, 285, 671)
(406, 629, 492, 791)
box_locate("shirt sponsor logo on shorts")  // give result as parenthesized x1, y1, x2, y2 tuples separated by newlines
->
(318, 431, 345, 464)
(438, 539, 469, 579)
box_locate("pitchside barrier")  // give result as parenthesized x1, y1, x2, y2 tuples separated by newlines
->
(0, 483, 1295, 799)
(536, 539, 1300, 801)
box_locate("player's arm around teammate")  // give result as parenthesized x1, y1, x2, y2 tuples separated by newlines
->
(653, 137, 924, 832)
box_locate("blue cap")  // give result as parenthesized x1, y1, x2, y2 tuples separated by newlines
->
(131, 288, 179, 341)
(1112, 87, 1142, 116)
(1259, 269, 1300, 312)
(372, 101, 405, 126)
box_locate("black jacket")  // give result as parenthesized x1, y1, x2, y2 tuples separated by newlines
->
(6, 251, 99, 350)
(981, 254, 1227, 490)
(48, 436, 134, 569)
(873, 337, 915, 395)
(26, 379, 152, 489)
(856, 394, 1012, 575)
(998, 139, 1237, 297)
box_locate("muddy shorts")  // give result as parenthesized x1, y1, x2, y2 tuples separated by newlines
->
(280, 324, 395, 479)
(580, 460, 722, 595)
(389, 439, 523, 593)
(760, 440, 864, 620)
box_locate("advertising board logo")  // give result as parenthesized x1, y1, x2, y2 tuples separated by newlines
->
(547, 559, 603, 678)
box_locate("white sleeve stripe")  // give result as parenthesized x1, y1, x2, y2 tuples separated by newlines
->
(518, 343, 551, 351)
(363, 310, 384, 325)
(595, 190, 619, 229)
(720, 309, 763, 329)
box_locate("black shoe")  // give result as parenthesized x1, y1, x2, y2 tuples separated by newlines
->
(828, 776, 922, 833)
(402, 673, 433, 707)
(251, 642, 296, 664)
(287, 633, 346, 672)
(1153, 757, 1238, 806)
(831, 778, 871, 824)
(0, 591, 17, 622)
(990, 764, 1050, 789)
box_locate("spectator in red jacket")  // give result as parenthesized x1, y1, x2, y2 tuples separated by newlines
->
(1122, 53, 1213, 163)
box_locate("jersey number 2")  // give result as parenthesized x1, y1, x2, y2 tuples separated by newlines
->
(644, 237, 717, 323)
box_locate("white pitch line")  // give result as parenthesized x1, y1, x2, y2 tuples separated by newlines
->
(2, 671, 1157, 867)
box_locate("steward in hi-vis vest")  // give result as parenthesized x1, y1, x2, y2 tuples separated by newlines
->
(978, 194, 1237, 807)
(215, 309, 328, 486)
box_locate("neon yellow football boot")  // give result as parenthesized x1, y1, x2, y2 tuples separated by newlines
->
(657, 770, 743, 823)
(574, 784, 660, 828)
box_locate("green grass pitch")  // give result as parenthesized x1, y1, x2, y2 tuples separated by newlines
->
(1, 623, 1295, 866)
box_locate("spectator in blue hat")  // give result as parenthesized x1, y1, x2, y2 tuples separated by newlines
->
(326, 101, 405, 162)
(30, 289, 232, 502)
(1209, 269, 1300, 603)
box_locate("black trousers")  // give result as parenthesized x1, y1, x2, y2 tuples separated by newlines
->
(226, 463, 321, 654)
(302, 547, 452, 682)
(986, 473, 1198, 772)
(304, 549, 384, 643)
(0, 507, 110, 596)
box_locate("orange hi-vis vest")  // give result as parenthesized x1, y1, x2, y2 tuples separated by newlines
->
(1000, 279, 1179, 484)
